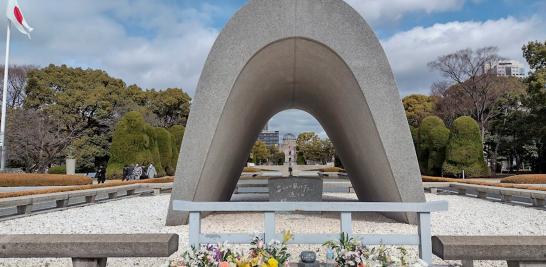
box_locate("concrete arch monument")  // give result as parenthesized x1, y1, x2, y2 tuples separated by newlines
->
(166, 0, 425, 225)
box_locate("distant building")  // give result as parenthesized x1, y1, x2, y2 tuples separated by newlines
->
(280, 133, 297, 164)
(257, 124, 279, 146)
(487, 60, 526, 78)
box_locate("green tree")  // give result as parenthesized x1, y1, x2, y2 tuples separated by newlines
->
(402, 94, 435, 128)
(23, 65, 137, 171)
(320, 138, 335, 164)
(523, 41, 546, 70)
(268, 145, 285, 165)
(522, 41, 546, 172)
(418, 116, 449, 175)
(147, 88, 191, 127)
(443, 116, 489, 177)
(251, 141, 270, 165)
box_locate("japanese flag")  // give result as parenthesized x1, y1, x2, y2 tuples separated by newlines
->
(6, 0, 33, 39)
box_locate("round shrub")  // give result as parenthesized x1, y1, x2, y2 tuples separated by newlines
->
(155, 127, 173, 175)
(168, 125, 185, 171)
(144, 125, 165, 177)
(442, 116, 489, 177)
(427, 125, 450, 176)
(418, 116, 449, 175)
(48, 165, 66, 174)
(106, 112, 155, 179)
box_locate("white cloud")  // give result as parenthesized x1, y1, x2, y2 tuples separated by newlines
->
(345, 0, 464, 24)
(3, 1, 545, 137)
(381, 16, 546, 95)
(4, 0, 219, 93)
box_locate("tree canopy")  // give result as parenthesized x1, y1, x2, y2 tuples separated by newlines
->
(402, 94, 435, 128)
(6, 64, 191, 173)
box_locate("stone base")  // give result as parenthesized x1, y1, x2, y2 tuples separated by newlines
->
(507, 261, 546, 267)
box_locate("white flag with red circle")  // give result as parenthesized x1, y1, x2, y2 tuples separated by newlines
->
(6, 0, 33, 39)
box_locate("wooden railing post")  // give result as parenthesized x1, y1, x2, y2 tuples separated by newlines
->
(418, 212, 432, 264)
(189, 212, 201, 248)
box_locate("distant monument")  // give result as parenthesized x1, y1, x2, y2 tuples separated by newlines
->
(166, 0, 425, 226)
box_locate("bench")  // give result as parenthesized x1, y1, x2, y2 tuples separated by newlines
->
(0, 234, 179, 267)
(432, 235, 546, 267)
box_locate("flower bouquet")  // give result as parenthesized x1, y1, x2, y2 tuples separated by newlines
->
(168, 231, 293, 267)
(322, 233, 428, 267)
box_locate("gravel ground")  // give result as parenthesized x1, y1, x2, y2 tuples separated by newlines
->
(0, 193, 545, 267)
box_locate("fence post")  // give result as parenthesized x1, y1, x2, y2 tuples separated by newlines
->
(264, 212, 275, 243)
(340, 212, 352, 235)
(189, 212, 201, 248)
(418, 212, 432, 264)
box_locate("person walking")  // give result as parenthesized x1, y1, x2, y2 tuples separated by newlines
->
(96, 165, 106, 184)
(132, 164, 143, 180)
(146, 163, 157, 179)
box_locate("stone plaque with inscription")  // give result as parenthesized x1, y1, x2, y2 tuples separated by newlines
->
(269, 177, 323, 202)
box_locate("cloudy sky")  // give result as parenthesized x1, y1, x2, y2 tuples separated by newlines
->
(4, 0, 546, 137)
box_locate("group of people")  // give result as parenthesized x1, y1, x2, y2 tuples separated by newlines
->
(122, 163, 157, 181)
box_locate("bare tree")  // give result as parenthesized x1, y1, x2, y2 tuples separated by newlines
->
(428, 47, 505, 141)
(0, 65, 35, 108)
(7, 109, 79, 172)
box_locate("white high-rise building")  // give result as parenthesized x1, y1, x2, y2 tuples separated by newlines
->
(488, 60, 526, 78)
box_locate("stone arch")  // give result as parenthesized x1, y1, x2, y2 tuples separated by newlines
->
(166, 0, 425, 225)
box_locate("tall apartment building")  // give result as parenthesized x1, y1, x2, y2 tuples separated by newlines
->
(487, 60, 526, 78)
(257, 123, 279, 146)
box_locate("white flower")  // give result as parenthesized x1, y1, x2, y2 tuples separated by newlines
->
(413, 259, 429, 267)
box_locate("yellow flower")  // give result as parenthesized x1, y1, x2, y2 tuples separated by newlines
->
(282, 230, 293, 243)
(267, 258, 278, 267)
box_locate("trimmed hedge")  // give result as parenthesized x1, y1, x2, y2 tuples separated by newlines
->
(0, 177, 174, 199)
(168, 125, 185, 172)
(48, 165, 66, 174)
(242, 167, 261, 173)
(442, 116, 489, 178)
(500, 174, 546, 184)
(107, 112, 185, 179)
(422, 175, 546, 192)
(107, 112, 154, 179)
(155, 128, 173, 175)
(418, 116, 449, 176)
(318, 167, 346, 173)
(0, 173, 92, 187)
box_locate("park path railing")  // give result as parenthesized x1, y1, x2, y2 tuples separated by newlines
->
(172, 200, 448, 264)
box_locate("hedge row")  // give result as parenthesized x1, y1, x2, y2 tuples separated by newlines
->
(106, 112, 184, 179)
(500, 174, 546, 184)
(0, 177, 174, 199)
(422, 175, 546, 192)
(0, 173, 92, 187)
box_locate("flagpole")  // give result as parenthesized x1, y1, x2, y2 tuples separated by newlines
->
(0, 22, 11, 171)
